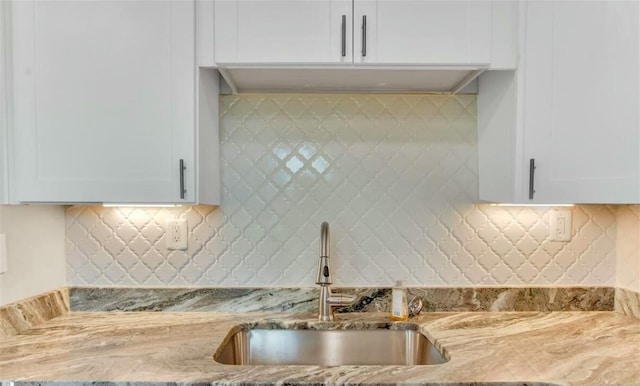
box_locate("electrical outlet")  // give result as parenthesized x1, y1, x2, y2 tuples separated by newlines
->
(549, 208, 572, 242)
(166, 219, 188, 250)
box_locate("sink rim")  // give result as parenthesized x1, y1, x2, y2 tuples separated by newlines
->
(213, 320, 450, 366)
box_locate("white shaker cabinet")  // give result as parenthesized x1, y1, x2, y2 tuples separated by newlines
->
(478, 1, 640, 204)
(353, 1, 492, 66)
(8, 1, 220, 204)
(212, 0, 501, 93)
(215, 0, 353, 65)
(214, 0, 492, 66)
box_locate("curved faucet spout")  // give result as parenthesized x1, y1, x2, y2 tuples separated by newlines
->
(320, 222, 329, 257)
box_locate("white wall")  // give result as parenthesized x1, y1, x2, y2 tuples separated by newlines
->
(616, 205, 640, 292)
(0, 205, 66, 306)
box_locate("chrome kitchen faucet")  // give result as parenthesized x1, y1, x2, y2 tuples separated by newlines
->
(316, 222, 356, 321)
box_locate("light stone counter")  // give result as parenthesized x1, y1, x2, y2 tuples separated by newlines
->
(0, 310, 638, 386)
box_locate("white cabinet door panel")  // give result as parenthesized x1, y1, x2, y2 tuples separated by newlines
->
(215, 0, 352, 64)
(524, 1, 639, 203)
(0, 2, 8, 203)
(354, 0, 492, 65)
(478, 1, 639, 204)
(10, 1, 195, 203)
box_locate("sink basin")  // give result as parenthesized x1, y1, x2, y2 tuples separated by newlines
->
(214, 328, 448, 366)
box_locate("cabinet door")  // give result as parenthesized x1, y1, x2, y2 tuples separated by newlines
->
(0, 2, 8, 204)
(215, 0, 352, 64)
(353, 0, 492, 65)
(10, 0, 195, 203)
(524, 1, 639, 204)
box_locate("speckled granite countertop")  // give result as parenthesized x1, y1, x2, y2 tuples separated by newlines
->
(0, 310, 638, 386)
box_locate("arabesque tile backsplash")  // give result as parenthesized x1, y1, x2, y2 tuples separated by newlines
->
(66, 94, 635, 287)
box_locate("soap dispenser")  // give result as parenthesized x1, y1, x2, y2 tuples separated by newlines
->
(390, 280, 408, 321)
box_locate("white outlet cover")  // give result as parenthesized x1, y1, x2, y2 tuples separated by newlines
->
(166, 219, 188, 250)
(550, 208, 573, 242)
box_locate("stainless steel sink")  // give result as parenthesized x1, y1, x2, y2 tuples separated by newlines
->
(214, 328, 448, 366)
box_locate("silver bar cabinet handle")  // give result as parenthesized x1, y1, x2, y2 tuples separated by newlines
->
(361, 15, 367, 57)
(341, 15, 346, 57)
(529, 158, 536, 200)
(179, 159, 186, 199)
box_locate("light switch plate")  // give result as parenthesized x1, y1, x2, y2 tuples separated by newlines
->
(166, 219, 188, 250)
(550, 208, 572, 242)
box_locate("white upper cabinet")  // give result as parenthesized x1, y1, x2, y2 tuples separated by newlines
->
(353, 1, 492, 65)
(524, 1, 639, 204)
(215, 0, 353, 64)
(212, 0, 507, 93)
(0, 2, 8, 204)
(478, 1, 639, 204)
(214, 0, 493, 66)
(8, 1, 220, 204)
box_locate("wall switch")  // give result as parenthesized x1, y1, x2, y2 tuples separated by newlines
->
(0, 234, 7, 274)
(550, 208, 572, 242)
(166, 219, 188, 250)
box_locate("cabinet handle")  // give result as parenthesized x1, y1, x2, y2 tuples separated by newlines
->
(179, 159, 186, 199)
(529, 158, 536, 200)
(361, 15, 367, 57)
(341, 15, 346, 57)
